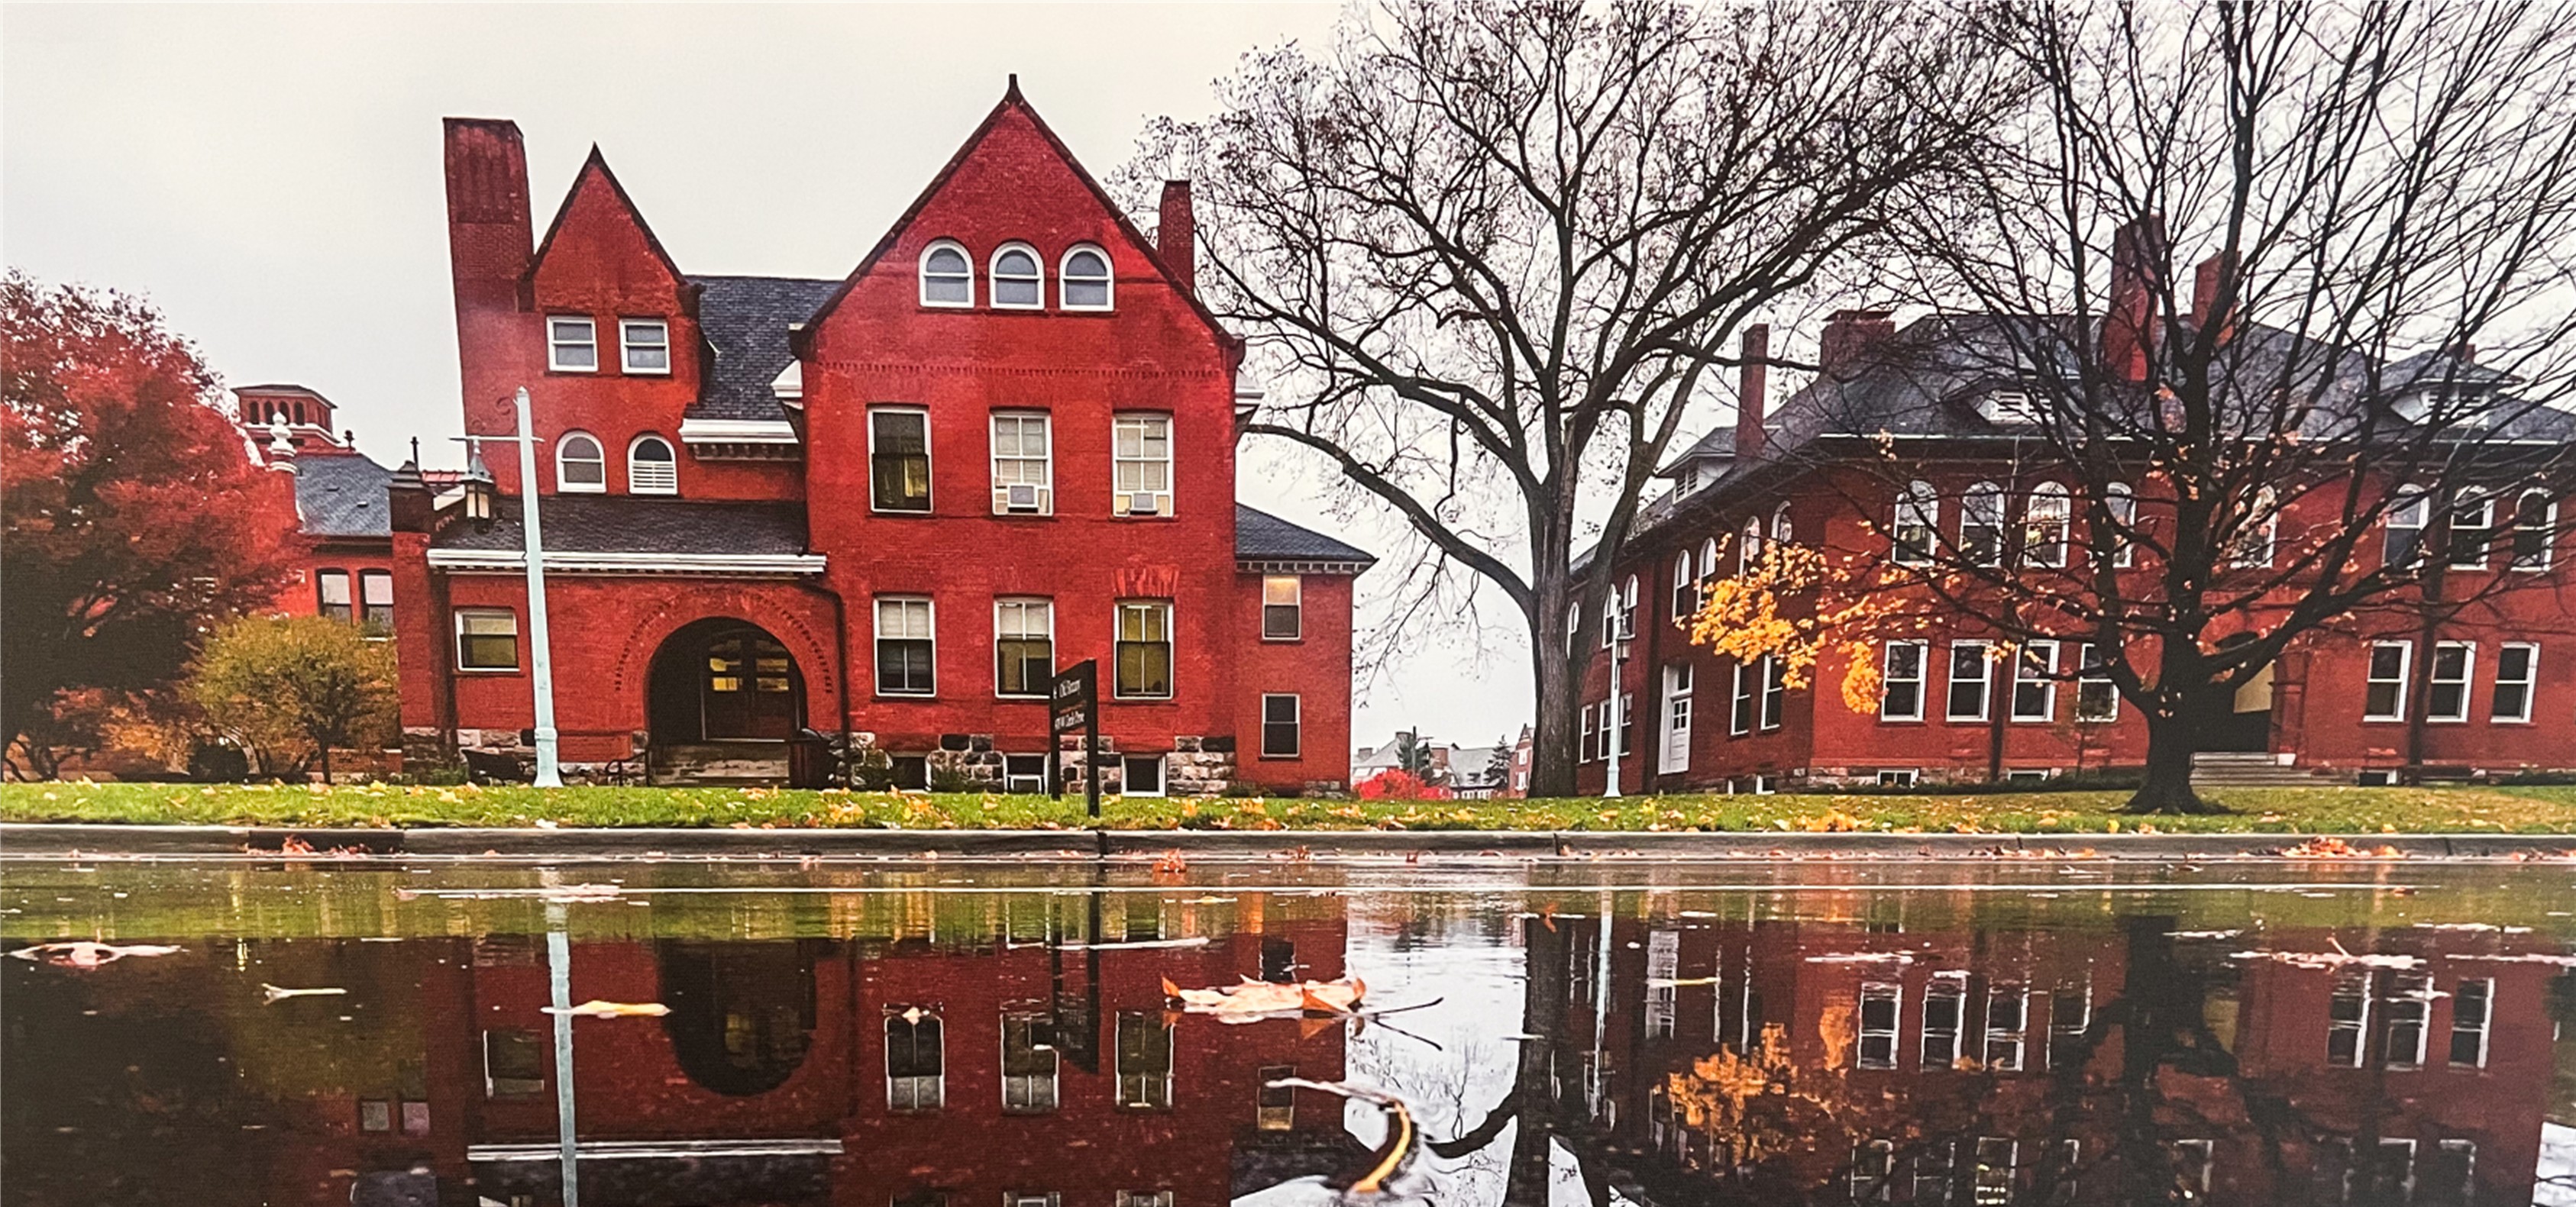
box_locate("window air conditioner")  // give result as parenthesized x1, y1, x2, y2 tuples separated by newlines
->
(1006, 484, 1041, 512)
(1126, 491, 1162, 516)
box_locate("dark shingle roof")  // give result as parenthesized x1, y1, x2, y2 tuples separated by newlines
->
(431, 495, 810, 557)
(1236, 504, 1374, 567)
(686, 276, 840, 422)
(294, 452, 393, 540)
(1656, 424, 1737, 476)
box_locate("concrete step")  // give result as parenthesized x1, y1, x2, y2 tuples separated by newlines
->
(650, 742, 790, 786)
(2191, 752, 2344, 786)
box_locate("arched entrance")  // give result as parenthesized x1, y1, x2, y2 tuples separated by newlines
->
(656, 940, 819, 1096)
(646, 619, 805, 783)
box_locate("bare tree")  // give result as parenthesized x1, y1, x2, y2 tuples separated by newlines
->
(1134, 0, 2022, 796)
(1798, 1, 2576, 812)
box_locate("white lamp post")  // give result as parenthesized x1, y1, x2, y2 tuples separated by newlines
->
(1604, 637, 1629, 799)
(457, 387, 561, 787)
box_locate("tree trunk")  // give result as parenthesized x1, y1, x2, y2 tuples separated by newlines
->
(1527, 613, 1579, 799)
(317, 742, 333, 786)
(2127, 708, 2219, 813)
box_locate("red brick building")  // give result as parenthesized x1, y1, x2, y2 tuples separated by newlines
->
(1574, 299, 2575, 796)
(392, 83, 1369, 791)
(234, 384, 400, 631)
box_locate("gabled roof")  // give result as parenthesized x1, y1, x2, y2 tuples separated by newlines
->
(294, 452, 394, 540)
(430, 495, 810, 557)
(797, 78, 1237, 353)
(1236, 504, 1374, 570)
(1655, 424, 1737, 477)
(526, 146, 688, 290)
(686, 276, 839, 423)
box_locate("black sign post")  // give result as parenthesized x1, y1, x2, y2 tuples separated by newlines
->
(1048, 660, 1101, 819)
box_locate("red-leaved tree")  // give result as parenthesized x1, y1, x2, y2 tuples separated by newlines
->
(2, 272, 298, 775)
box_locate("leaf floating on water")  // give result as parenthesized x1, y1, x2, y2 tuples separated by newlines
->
(260, 983, 349, 1004)
(1164, 975, 1364, 1021)
(8, 941, 181, 970)
(538, 883, 622, 902)
(542, 999, 672, 1018)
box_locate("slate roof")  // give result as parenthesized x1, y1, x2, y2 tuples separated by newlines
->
(430, 495, 810, 557)
(1655, 423, 1737, 476)
(293, 452, 393, 540)
(1235, 504, 1374, 567)
(687, 275, 840, 423)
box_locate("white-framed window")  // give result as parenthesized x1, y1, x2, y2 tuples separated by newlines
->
(1644, 930, 1679, 1038)
(1000, 1012, 1059, 1114)
(994, 597, 1052, 698)
(875, 596, 936, 696)
(2447, 492, 2494, 570)
(2492, 643, 2538, 724)
(2103, 482, 2137, 567)
(1659, 663, 1692, 773)
(1115, 1192, 1172, 1207)
(1698, 536, 1720, 586)
(2384, 972, 2433, 1069)
(1947, 641, 1993, 721)
(1760, 657, 1785, 731)
(1877, 768, 1919, 787)
(1114, 600, 1173, 699)
(360, 570, 393, 633)
(1922, 974, 1965, 1067)
(1737, 515, 1765, 574)
(1771, 502, 1794, 546)
(871, 408, 932, 513)
(1915, 1141, 1956, 1205)
(2364, 642, 2411, 721)
(1618, 575, 1639, 641)
(2327, 970, 2371, 1067)
(1261, 693, 1301, 758)
(1857, 983, 1902, 1070)
(2025, 482, 2070, 568)
(1617, 690, 1637, 757)
(555, 431, 606, 492)
(1113, 1011, 1175, 1108)
(1262, 576, 1301, 641)
(1961, 482, 2006, 566)
(2230, 487, 2278, 568)
(454, 608, 519, 672)
(2428, 642, 2474, 722)
(2012, 640, 2059, 721)
(1112, 414, 1173, 515)
(1672, 547, 1699, 621)
(1730, 660, 1755, 736)
(2385, 493, 2429, 569)
(626, 434, 677, 495)
(885, 1009, 944, 1112)
(2047, 982, 2093, 1070)
(920, 239, 974, 307)
(1579, 702, 1598, 762)
(1061, 244, 1113, 310)
(990, 243, 1044, 308)
(990, 411, 1052, 515)
(2510, 490, 2558, 570)
(1003, 754, 1048, 794)
(1975, 1137, 2019, 1205)
(1120, 754, 1167, 797)
(1984, 985, 2028, 1071)
(1853, 1140, 1897, 1203)
(316, 569, 353, 622)
(2076, 643, 2119, 721)
(619, 318, 670, 374)
(2429, 1141, 2477, 1207)
(546, 315, 597, 372)
(2449, 979, 2494, 1068)
(1893, 480, 1939, 566)
(1882, 641, 1927, 721)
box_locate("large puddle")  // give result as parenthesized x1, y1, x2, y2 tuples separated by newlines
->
(5, 857, 2573, 1205)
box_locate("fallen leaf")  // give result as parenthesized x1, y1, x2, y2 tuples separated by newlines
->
(9, 942, 183, 969)
(542, 999, 672, 1018)
(261, 983, 349, 1004)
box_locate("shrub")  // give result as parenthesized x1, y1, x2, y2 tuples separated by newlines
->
(181, 615, 398, 783)
(1356, 769, 1451, 801)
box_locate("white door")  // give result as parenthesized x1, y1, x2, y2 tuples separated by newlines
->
(1660, 664, 1693, 773)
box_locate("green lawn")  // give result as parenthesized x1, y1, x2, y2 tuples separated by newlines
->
(4, 781, 2573, 834)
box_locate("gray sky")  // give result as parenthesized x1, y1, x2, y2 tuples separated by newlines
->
(0, 2, 1537, 752)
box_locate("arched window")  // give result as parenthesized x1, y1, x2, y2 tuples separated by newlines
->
(1568, 602, 1582, 654)
(1061, 245, 1113, 310)
(2510, 489, 2557, 571)
(629, 434, 678, 495)
(555, 431, 605, 493)
(1892, 481, 1938, 566)
(1672, 547, 1698, 621)
(2229, 487, 2278, 568)
(1699, 537, 1719, 583)
(920, 240, 973, 307)
(1621, 575, 1639, 640)
(1739, 517, 1765, 575)
(2103, 482, 2137, 567)
(991, 244, 1043, 308)
(2025, 482, 2070, 568)
(1770, 503, 1794, 546)
(1960, 482, 2006, 566)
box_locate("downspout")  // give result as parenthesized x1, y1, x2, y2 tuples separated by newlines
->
(796, 579, 855, 786)
(433, 566, 460, 754)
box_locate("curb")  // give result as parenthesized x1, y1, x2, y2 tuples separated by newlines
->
(5, 822, 2573, 860)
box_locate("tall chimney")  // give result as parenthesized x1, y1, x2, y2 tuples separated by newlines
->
(2102, 214, 2167, 382)
(2190, 250, 2238, 340)
(1734, 324, 1770, 460)
(1818, 309, 1896, 379)
(442, 118, 533, 316)
(1158, 180, 1196, 296)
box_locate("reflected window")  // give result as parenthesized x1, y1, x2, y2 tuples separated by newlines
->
(2384, 973, 2432, 1068)
(1973, 1138, 2016, 1205)
(1116, 1194, 1171, 1207)
(1983, 986, 2027, 1071)
(1114, 1011, 1174, 1109)
(2047, 983, 2091, 1070)
(1257, 1064, 1294, 1130)
(483, 1029, 544, 1097)
(1857, 983, 1901, 1070)
(658, 941, 817, 1096)
(2449, 979, 2493, 1067)
(1852, 1139, 1895, 1203)
(1002, 1012, 1059, 1114)
(2328, 970, 2371, 1067)
(1914, 1140, 1956, 1204)
(1644, 931, 1678, 1038)
(1922, 977, 1965, 1067)
(887, 1009, 944, 1112)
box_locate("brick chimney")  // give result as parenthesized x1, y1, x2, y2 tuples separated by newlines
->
(1158, 180, 1196, 295)
(1734, 324, 1770, 460)
(2190, 250, 2238, 340)
(442, 118, 532, 316)
(2102, 214, 2167, 382)
(1818, 309, 1896, 379)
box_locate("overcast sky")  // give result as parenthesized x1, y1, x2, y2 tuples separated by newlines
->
(1, 2, 1542, 753)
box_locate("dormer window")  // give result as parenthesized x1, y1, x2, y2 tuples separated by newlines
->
(548, 317, 598, 373)
(920, 241, 974, 307)
(1062, 246, 1112, 309)
(1978, 389, 2038, 424)
(620, 319, 670, 374)
(628, 434, 677, 495)
(991, 244, 1043, 308)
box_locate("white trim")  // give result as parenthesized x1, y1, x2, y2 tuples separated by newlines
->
(619, 318, 671, 375)
(2076, 642, 2120, 721)
(1120, 754, 1168, 797)
(2364, 641, 2413, 721)
(919, 239, 974, 308)
(874, 595, 937, 698)
(994, 596, 1054, 699)
(554, 431, 606, 493)
(545, 315, 598, 373)
(2025, 482, 2071, 568)
(2493, 641, 2539, 724)
(1880, 640, 1927, 721)
(989, 410, 1054, 515)
(677, 418, 800, 444)
(989, 241, 1045, 309)
(868, 406, 933, 513)
(452, 607, 519, 672)
(2427, 640, 2474, 723)
(1261, 574, 1301, 641)
(1947, 640, 1993, 721)
(1060, 243, 1113, 311)
(2510, 492, 2557, 571)
(428, 549, 827, 576)
(1111, 413, 1173, 517)
(626, 433, 678, 495)
(1892, 480, 1938, 566)
(2012, 639, 2060, 722)
(1260, 692, 1302, 758)
(1113, 599, 1175, 700)
(2105, 482, 2137, 567)
(770, 360, 804, 403)
(470, 1138, 845, 1161)
(2446, 492, 2494, 570)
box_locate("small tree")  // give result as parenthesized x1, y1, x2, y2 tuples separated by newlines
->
(183, 616, 398, 783)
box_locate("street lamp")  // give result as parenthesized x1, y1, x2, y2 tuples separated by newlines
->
(453, 388, 562, 787)
(461, 444, 497, 525)
(1604, 636, 1631, 798)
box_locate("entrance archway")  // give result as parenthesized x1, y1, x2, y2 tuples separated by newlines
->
(647, 621, 806, 783)
(657, 940, 818, 1096)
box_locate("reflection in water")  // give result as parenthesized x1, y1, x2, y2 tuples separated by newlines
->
(1, 863, 2571, 1206)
